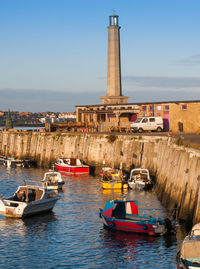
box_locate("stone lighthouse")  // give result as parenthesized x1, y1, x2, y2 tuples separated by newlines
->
(100, 14, 129, 104)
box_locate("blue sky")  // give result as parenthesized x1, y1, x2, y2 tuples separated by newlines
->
(0, 0, 200, 112)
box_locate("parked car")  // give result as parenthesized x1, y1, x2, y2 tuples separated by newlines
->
(130, 117, 163, 133)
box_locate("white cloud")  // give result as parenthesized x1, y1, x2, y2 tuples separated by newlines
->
(176, 54, 200, 66)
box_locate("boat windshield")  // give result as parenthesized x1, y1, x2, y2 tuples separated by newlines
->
(111, 175, 122, 180)
(45, 173, 60, 181)
(103, 174, 122, 182)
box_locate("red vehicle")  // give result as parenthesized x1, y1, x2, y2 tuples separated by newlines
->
(55, 158, 89, 175)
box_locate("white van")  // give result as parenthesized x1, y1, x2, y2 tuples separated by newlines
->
(130, 117, 163, 133)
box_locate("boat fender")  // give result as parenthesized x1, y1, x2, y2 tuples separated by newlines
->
(143, 224, 148, 230)
(99, 209, 102, 218)
(149, 231, 155, 236)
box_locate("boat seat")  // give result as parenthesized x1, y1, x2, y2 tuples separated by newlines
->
(112, 214, 145, 221)
(113, 214, 125, 219)
(13, 194, 20, 201)
(15, 191, 26, 202)
(124, 215, 148, 221)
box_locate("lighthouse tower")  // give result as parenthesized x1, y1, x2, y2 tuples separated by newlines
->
(100, 14, 129, 104)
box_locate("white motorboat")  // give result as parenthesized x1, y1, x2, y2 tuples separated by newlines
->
(128, 168, 152, 190)
(0, 185, 59, 218)
(176, 223, 200, 268)
(42, 171, 65, 191)
(4, 157, 25, 168)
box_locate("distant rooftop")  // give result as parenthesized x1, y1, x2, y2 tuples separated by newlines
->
(76, 99, 200, 108)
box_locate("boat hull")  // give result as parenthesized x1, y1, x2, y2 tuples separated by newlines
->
(55, 164, 89, 175)
(176, 250, 200, 268)
(4, 159, 24, 168)
(101, 215, 164, 236)
(0, 198, 59, 218)
(100, 200, 167, 236)
(102, 182, 122, 189)
(44, 182, 65, 191)
(128, 182, 146, 190)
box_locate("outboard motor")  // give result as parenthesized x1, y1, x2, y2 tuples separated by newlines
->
(164, 217, 173, 234)
(7, 160, 12, 168)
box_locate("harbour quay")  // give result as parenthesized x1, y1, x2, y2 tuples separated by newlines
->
(0, 130, 200, 226)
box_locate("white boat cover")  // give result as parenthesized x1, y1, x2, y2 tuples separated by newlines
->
(181, 224, 200, 261)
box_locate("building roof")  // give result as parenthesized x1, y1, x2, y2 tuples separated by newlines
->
(76, 100, 200, 108)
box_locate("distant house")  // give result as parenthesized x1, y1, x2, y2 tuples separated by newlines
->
(19, 112, 30, 117)
(39, 117, 47, 124)
(58, 112, 76, 120)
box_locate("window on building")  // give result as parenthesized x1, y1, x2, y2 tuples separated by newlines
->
(181, 104, 187, 110)
(157, 106, 162, 111)
(149, 105, 153, 111)
(164, 105, 169, 110)
(142, 106, 147, 111)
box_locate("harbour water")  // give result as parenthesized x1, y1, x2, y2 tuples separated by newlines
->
(0, 167, 187, 269)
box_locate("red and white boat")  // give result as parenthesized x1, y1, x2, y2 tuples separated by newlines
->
(55, 158, 89, 175)
(99, 200, 175, 236)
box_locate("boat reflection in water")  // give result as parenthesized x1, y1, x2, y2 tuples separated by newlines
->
(99, 227, 178, 268)
(100, 228, 156, 247)
(0, 211, 57, 237)
(102, 188, 128, 196)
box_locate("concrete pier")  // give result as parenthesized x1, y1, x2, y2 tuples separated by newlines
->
(0, 130, 200, 225)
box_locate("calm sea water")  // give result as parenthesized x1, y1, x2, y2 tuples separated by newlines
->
(0, 167, 187, 269)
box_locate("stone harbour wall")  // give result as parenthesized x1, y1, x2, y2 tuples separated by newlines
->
(0, 130, 200, 225)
